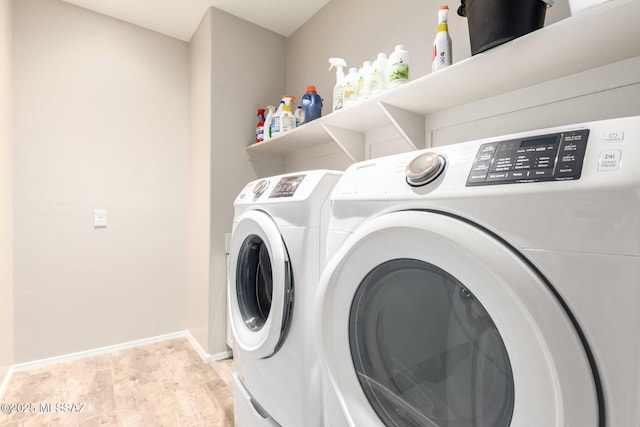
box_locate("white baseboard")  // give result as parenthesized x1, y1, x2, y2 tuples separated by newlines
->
(185, 330, 212, 363)
(0, 365, 15, 400)
(12, 331, 188, 373)
(210, 350, 233, 361)
(184, 331, 232, 363)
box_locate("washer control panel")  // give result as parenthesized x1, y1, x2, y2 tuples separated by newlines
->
(269, 174, 305, 198)
(467, 129, 589, 186)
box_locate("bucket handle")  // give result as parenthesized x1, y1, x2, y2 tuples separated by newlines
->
(457, 0, 466, 17)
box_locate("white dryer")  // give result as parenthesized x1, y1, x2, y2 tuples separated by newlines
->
(229, 170, 342, 427)
(315, 116, 640, 427)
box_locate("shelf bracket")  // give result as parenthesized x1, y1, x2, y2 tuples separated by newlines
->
(378, 101, 426, 151)
(321, 124, 366, 163)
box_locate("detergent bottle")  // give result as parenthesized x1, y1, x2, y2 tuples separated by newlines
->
(388, 44, 410, 88)
(301, 85, 323, 124)
(328, 58, 347, 112)
(270, 101, 285, 137)
(371, 53, 389, 96)
(343, 67, 359, 108)
(357, 61, 373, 101)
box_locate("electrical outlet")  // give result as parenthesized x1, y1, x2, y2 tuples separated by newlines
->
(94, 209, 108, 228)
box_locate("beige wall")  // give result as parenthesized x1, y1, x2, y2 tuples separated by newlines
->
(286, 0, 570, 117)
(209, 8, 286, 354)
(187, 8, 213, 354)
(0, 0, 14, 380)
(12, 0, 189, 362)
(188, 7, 286, 356)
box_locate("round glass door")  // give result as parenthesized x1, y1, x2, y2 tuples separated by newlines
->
(350, 259, 514, 427)
(236, 234, 274, 332)
(229, 210, 293, 357)
(316, 211, 600, 427)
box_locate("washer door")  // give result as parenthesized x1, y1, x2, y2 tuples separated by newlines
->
(316, 211, 601, 427)
(229, 210, 293, 358)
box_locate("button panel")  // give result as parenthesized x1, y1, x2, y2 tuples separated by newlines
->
(467, 130, 589, 186)
(269, 174, 306, 198)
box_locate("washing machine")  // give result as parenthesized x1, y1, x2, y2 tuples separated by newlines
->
(315, 116, 640, 427)
(228, 170, 342, 427)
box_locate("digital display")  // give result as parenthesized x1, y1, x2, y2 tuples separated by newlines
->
(520, 135, 558, 148)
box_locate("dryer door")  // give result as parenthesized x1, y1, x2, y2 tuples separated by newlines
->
(229, 210, 293, 358)
(316, 211, 601, 427)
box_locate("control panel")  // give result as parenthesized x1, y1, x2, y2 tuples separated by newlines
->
(269, 174, 306, 198)
(467, 130, 589, 186)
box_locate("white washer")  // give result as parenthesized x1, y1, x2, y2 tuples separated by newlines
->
(229, 170, 342, 427)
(315, 116, 640, 427)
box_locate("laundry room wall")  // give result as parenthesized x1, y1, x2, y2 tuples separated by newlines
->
(283, 0, 571, 171)
(188, 6, 286, 357)
(12, 0, 189, 362)
(0, 0, 14, 383)
(425, 56, 640, 147)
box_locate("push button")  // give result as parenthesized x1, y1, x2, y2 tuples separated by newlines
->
(598, 150, 622, 171)
(603, 131, 624, 143)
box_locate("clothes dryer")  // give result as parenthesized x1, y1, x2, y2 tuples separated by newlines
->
(315, 116, 640, 427)
(229, 170, 342, 427)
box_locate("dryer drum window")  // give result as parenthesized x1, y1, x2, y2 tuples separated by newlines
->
(236, 234, 274, 331)
(349, 259, 515, 427)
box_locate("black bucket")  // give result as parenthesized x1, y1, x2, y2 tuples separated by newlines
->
(458, 0, 549, 55)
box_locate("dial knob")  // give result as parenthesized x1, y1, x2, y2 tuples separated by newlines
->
(405, 152, 446, 187)
(252, 179, 269, 197)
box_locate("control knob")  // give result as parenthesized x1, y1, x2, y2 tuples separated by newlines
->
(252, 179, 269, 197)
(406, 152, 446, 187)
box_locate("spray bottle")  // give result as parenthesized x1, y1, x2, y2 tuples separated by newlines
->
(280, 96, 296, 133)
(256, 108, 266, 143)
(328, 58, 347, 112)
(263, 105, 276, 141)
(432, 5, 452, 72)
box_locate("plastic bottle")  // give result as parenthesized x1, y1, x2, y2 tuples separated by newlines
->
(388, 44, 410, 88)
(281, 96, 296, 133)
(328, 58, 347, 112)
(294, 106, 303, 127)
(256, 108, 266, 143)
(343, 67, 359, 108)
(371, 53, 389, 96)
(270, 101, 285, 137)
(432, 6, 452, 72)
(301, 85, 323, 124)
(263, 105, 275, 141)
(357, 61, 373, 101)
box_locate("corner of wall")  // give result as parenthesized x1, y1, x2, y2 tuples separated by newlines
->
(0, 0, 15, 380)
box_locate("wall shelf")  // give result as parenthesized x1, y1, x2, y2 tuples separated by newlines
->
(247, 0, 640, 166)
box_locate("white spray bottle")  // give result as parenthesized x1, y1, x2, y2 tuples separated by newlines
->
(263, 105, 276, 141)
(328, 58, 347, 112)
(432, 5, 452, 72)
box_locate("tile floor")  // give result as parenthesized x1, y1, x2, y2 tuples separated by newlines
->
(0, 337, 234, 426)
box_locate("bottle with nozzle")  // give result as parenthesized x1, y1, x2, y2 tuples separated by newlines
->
(328, 58, 347, 112)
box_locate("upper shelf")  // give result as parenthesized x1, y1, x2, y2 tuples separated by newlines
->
(247, 0, 640, 160)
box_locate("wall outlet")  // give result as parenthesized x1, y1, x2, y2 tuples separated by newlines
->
(94, 209, 108, 228)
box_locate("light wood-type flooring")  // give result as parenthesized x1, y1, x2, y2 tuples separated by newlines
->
(0, 337, 234, 426)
